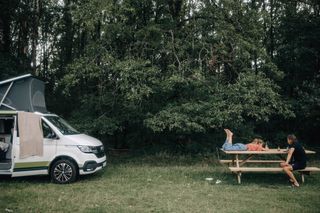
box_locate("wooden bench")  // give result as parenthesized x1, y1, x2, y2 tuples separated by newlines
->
(229, 166, 320, 184)
(220, 160, 282, 164)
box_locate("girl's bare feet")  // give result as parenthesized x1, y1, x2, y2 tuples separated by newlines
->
(225, 129, 233, 136)
(224, 129, 234, 144)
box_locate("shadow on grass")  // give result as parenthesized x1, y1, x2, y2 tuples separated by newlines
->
(108, 152, 221, 167)
(0, 169, 106, 184)
(78, 170, 106, 182)
(214, 172, 318, 187)
(185, 165, 320, 187)
(0, 175, 50, 184)
(238, 173, 289, 186)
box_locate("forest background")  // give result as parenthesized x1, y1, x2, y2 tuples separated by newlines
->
(0, 0, 319, 153)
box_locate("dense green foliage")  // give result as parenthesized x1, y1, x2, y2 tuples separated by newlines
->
(0, 0, 319, 151)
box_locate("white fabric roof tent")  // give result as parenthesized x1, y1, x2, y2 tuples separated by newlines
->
(0, 74, 47, 113)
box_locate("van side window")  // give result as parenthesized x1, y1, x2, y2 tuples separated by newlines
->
(0, 118, 14, 134)
(42, 121, 56, 139)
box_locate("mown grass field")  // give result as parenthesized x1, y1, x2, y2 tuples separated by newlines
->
(1, 153, 320, 213)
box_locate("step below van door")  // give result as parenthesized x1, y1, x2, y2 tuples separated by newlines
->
(12, 119, 57, 177)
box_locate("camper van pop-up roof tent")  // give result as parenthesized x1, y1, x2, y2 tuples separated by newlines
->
(0, 74, 47, 113)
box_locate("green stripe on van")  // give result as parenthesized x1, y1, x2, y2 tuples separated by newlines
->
(14, 166, 48, 172)
(0, 111, 17, 115)
(14, 161, 50, 169)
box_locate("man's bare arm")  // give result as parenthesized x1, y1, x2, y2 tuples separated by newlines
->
(285, 148, 294, 164)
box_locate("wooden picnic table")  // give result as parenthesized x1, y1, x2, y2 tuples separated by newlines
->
(222, 149, 316, 155)
(220, 148, 319, 184)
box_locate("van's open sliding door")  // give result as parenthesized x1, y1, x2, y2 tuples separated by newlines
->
(0, 114, 15, 175)
(12, 112, 57, 177)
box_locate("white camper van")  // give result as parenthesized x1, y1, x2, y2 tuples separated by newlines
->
(0, 74, 106, 184)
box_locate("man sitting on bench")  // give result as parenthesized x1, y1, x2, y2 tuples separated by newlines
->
(280, 134, 307, 187)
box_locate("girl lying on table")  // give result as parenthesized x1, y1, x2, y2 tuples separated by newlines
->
(222, 129, 269, 151)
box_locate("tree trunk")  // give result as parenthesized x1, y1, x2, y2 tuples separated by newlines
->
(31, 0, 41, 75)
(0, 15, 5, 52)
(17, 4, 30, 70)
(0, 0, 12, 53)
(62, 0, 73, 66)
(269, 0, 274, 59)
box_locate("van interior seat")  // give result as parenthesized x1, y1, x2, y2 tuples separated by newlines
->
(0, 134, 12, 160)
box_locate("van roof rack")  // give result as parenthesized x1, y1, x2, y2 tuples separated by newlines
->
(0, 74, 32, 86)
(0, 74, 47, 113)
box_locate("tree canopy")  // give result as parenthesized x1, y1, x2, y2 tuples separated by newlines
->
(0, 0, 319, 152)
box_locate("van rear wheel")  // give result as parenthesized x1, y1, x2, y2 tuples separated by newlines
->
(50, 159, 78, 184)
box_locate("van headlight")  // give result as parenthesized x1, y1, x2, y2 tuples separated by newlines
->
(77, 145, 98, 154)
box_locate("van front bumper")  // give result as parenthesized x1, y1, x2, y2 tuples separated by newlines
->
(79, 156, 106, 175)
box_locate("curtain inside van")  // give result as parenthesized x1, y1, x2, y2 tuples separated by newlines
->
(18, 112, 43, 158)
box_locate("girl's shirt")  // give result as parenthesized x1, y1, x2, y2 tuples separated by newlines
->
(246, 143, 263, 151)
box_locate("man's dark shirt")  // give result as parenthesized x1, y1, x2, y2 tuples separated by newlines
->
(289, 141, 307, 164)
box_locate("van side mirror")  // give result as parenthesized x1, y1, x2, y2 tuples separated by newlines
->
(50, 132, 59, 140)
(46, 131, 59, 140)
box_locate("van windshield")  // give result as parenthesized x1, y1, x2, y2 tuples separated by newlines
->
(44, 116, 79, 135)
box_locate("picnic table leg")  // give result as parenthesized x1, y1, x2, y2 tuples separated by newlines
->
(235, 154, 241, 184)
(301, 172, 305, 183)
(237, 172, 241, 184)
(240, 154, 254, 167)
(236, 154, 240, 168)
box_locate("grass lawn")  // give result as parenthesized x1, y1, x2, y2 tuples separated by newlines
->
(1, 153, 320, 213)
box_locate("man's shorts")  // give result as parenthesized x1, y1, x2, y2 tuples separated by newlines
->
(290, 162, 306, 171)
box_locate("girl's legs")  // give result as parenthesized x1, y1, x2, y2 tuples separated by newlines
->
(223, 129, 242, 150)
(224, 129, 233, 144)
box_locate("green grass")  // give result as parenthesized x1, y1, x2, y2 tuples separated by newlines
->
(1, 153, 320, 213)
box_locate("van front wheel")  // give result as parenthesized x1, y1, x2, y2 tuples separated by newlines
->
(50, 159, 78, 184)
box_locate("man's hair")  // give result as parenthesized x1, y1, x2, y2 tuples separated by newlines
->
(287, 134, 297, 143)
